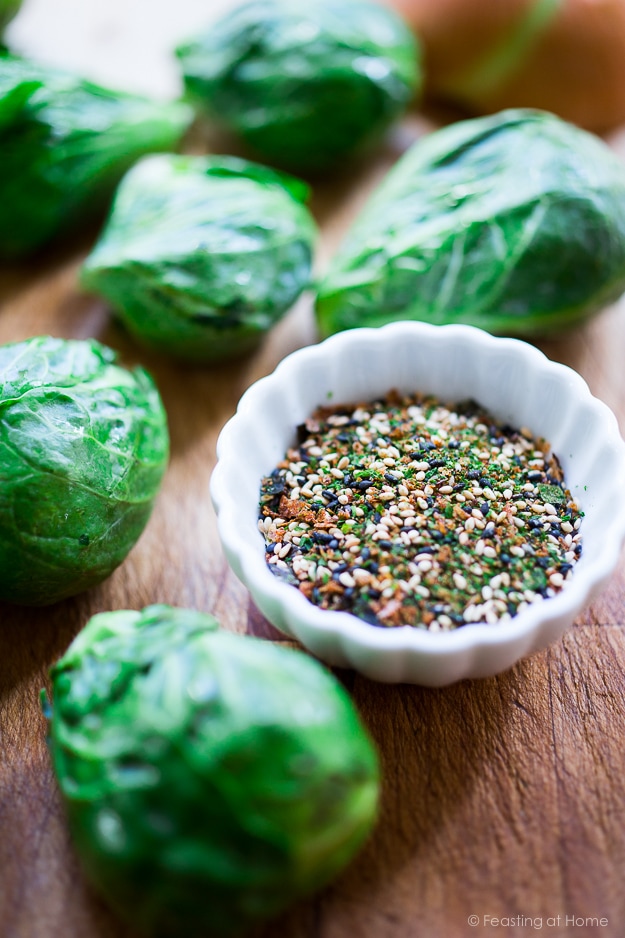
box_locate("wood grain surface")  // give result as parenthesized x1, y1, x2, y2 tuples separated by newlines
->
(2, 3, 625, 938)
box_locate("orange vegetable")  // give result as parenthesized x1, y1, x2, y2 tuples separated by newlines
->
(386, 0, 625, 131)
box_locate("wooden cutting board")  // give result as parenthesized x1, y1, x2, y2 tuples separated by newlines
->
(2, 2, 625, 937)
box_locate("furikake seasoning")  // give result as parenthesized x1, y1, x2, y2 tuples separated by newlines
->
(258, 392, 583, 630)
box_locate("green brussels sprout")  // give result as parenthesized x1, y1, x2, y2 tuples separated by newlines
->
(46, 605, 379, 937)
(316, 109, 625, 337)
(0, 0, 21, 31)
(175, 0, 421, 175)
(0, 337, 168, 605)
(80, 154, 317, 362)
(0, 54, 192, 259)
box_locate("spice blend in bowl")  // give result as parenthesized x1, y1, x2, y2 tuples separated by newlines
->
(259, 393, 582, 631)
(211, 322, 625, 684)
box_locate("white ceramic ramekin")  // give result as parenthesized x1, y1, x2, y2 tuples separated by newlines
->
(211, 322, 625, 685)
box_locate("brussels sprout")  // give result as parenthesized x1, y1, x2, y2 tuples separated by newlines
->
(0, 0, 21, 31)
(0, 337, 168, 605)
(316, 109, 625, 337)
(0, 54, 192, 259)
(46, 605, 379, 937)
(176, 0, 421, 175)
(80, 154, 317, 362)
